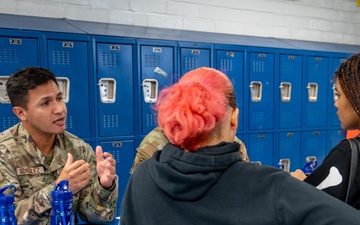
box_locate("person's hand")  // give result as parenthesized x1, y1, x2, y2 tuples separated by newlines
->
(57, 153, 90, 194)
(290, 169, 307, 181)
(96, 146, 116, 189)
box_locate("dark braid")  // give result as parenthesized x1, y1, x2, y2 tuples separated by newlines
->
(334, 53, 360, 117)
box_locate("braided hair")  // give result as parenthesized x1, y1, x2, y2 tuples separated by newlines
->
(334, 53, 360, 117)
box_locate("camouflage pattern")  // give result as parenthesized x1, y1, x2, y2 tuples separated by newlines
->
(0, 123, 118, 225)
(130, 126, 249, 173)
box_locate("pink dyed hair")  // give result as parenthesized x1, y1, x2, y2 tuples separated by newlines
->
(154, 67, 236, 151)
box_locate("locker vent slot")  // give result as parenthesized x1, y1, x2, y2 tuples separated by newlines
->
(145, 55, 160, 67)
(281, 62, 294, 74)
(101, 53, 118, 67)
(0, 48, 19, 63)
(252, 112, 264, 123)
(184, 57, 198, 70)
(252, 61, 264, 72)
(146, 113, 158, 127)
(52, 50, 70, 65)
(65, 115, 73, 129)
(103, 115, 119, 128)
(2, 117, 19, 131)
(220, 59, 233, 72)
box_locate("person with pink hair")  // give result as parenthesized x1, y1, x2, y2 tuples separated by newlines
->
(120, 67, 360, 225)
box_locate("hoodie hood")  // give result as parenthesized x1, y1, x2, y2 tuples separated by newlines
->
(148, 142, 241, 201)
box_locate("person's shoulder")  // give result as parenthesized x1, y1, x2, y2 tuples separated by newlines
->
(138, 127, 169, 151)
(0, 123, 21, 144)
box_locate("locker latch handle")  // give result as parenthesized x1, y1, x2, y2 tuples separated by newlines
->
(98, 78, 117, 103)
(56, 77, 70, 103)
(142, 79, 158, 103)
(278, 158, 290, 172)
(0, 76, 10, 104)
(249, 81, 262, 102)
(307, 82, 318, 102)
(279, 82, 291, 102)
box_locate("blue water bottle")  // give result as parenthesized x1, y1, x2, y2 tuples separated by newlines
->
(51, 180, 74, 225)
(301, 160, 317, 176)
(0, 184, 17, 225)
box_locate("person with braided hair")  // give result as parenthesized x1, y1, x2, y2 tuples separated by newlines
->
(291, 53, 360, 209)
(120, 67, 360, 225)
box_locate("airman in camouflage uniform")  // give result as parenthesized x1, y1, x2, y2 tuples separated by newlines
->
(0, 67, 118, 225)
(130, 126, 249, 173)
(0, 124, 118, 224)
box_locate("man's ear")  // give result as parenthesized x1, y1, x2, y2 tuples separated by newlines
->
(231, 108, 239, 130)
(13, 106, 27, 121)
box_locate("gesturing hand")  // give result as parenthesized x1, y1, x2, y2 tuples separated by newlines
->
(57, 153, 90, 194)
(96, 146, 116, 189)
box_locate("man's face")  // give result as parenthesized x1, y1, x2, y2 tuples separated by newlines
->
(20, 80, 67, 136)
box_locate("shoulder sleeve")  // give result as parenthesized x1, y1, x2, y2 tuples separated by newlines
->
(234, 136, 249, 162)
(130, 127, 169, 173)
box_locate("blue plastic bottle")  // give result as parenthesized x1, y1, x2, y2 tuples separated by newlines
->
(51, 180, 74, 225)
(301, 160, 317, 176)
(0, 184, 17, 225)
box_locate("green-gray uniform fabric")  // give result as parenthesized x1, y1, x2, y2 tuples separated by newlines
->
(130, 126, 249, 173)
(0, 123, 118, 225)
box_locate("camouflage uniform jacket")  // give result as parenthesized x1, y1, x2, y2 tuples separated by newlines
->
(130, 126, 249, 173)
(0, 123, 118, 225)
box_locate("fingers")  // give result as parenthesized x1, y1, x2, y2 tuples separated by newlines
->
(96, 146, 104, 163)
(65, 153, 73, 167)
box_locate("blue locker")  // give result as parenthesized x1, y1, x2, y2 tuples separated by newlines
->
(278, 132, 301, 171)
(330, 57, 347, 127)
(180, 46, 211, 76)
(0, 35, 40, 131)
(96, 41, 134, 137)
(216, 50, 244, 132)
(305, 56, 329, 128)
(301, 130, 327, 165)
(279, 54, 302, 129)
(99, 140, 135, 218)
(248, 52, 275, 130)
(140, 43, 175, 135)
(248, 133, 273, 166)
(327, 129, 345, 154)
(46, 38, 91, 138)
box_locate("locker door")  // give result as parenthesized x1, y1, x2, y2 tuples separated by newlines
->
(99, 140, 135, 217)
(279, 54, 302, 129)
(96, 42, 134, 137)
(140, 45, 175, 135)
(330, 57, 347, 127)
(0, 36, 39, 131)
(305, 56, 329, 128)
(180, 47, 210, 76)
(302, 130, 327, 165)
(249, 52, 275, 130)
(278, 132, 301, 172)
(248, 133, 273, 166)
(47, 39, 91, 138)
(216, 50, 244, 132)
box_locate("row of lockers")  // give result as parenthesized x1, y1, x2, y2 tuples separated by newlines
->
(0, 27, 353, 216)
(0, 31, 350, 137)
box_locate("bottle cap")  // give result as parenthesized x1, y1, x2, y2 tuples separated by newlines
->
(0, 185, 16, 204)
(51, 180, 72, 199)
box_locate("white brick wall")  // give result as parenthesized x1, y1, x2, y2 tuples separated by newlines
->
(0, 0, 359, 45)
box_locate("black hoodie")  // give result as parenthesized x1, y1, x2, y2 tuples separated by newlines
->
(120, 142, 360, 225)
